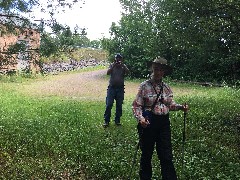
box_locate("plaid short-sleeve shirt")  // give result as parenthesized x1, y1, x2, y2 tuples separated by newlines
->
(132, 79, 182, 121)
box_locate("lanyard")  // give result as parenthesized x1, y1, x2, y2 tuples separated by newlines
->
(149, 81, 164, 111)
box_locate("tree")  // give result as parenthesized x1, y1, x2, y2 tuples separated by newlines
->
(161, 0, 240, 82)
(104, 0, 240, 83)
(102, 0, 172, 78)
(90, 40, 101, 49)
(0, 0, 89, 68)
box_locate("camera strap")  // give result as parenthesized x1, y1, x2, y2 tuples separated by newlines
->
(149, 81, 163, 112)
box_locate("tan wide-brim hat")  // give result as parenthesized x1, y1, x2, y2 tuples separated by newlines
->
(148, 56, 173, 76)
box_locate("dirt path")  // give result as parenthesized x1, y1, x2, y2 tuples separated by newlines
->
(21, 69, 139, 101)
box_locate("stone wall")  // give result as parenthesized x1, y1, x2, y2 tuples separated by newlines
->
(42, 59, 108, 74)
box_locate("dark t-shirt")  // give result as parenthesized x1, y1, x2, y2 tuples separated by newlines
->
(109, 64, 126, 87)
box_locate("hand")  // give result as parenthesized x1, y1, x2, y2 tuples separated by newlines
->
(181, 103, 189, 113)
(139, 118, 150, 128)
(112, 62, 118, 67)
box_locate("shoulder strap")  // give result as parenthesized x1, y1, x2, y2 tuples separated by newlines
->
(149, 81, 163, 111)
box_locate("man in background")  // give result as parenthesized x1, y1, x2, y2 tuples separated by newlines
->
(103, 53, 129, 127)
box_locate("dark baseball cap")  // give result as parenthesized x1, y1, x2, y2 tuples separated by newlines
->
(115, 53, 123, 58)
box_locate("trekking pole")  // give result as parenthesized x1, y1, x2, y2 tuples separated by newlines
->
(181, 103, 187, 177)
(237, 124, 240, 159)
(128, 128, 143, 180)
(128, 140, 140, 180)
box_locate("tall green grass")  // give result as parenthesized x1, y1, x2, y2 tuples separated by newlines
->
(0, 80, 239, 179)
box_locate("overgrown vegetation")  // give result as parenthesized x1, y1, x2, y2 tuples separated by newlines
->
(0, 74, 239, 179)
(102, 0, 240, 84)
(40, 48, 108, 63)
(1, 1, 240, 178)
(1, 0, 101, 70)
(2, 0, 239, 84)
(39, 28, 101, 58)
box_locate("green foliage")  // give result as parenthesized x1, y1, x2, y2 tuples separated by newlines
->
(39, 33, 59, 57)
(69, 48, 108, 61)
(90, 40, 101, 49)
(0, 0, 38, 12)
(39, 47, 108, 64)
(40, 24, 103, 58)
(0, 79, 239, 179)
(0, 0, 84, 12)
(1, 0, 91, 62)
(39, 25, 91, 58)
(162, 0, 240, 83)
(103, 0, 240, 84)
(7, 41, 27, 54)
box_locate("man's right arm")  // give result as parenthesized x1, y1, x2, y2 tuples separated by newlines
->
(107, 63, 115, 75)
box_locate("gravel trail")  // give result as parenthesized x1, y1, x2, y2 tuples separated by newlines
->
(22, 69, 138, 101)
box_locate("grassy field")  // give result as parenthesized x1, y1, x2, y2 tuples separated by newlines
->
(0, 70, 239, 179)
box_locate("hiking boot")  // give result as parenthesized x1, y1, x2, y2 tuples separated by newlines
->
(103, 122, 109, 128)
(115, 122, 122, 126)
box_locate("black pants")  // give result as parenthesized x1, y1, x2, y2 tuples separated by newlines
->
(138, 114, 177, 180)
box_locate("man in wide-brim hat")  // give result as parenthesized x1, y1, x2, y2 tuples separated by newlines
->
(132, 56, 188, 180)
(147, 56, 173, 77)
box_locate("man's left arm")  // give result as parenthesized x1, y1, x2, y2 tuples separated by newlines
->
(164, 85, 189, 112)
(123, 64, 130, 74)
(161, 84, 183, 111)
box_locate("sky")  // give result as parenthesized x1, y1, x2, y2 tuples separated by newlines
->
(28, 0, 123, 40)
